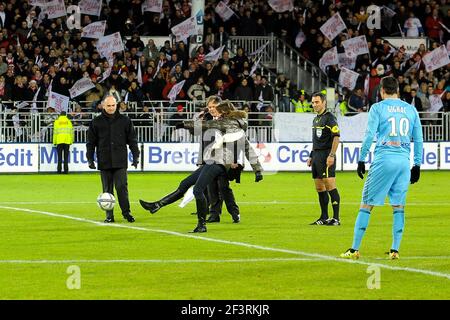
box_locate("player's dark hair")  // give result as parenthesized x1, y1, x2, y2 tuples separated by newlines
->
(381, 76, 399, 95)
(311, 92, 326, 102)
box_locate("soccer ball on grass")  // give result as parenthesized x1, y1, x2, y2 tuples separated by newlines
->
(97, 192, 115, 211)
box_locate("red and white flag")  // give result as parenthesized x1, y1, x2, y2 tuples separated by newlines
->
(338, 67, 359, 90)
(320, 13, 347, 41)
(268, 0, 294, 13)
(319, 47, 338, 73)
(171, 16, 197, 42)
(422, 45, 450, 72)
(40, 0, 66, 19)
(168, 80, 186, 104)
(96, 32, 124, 58)
(215, 1, 235, 21)
(338, 53, 357, 70)
(342, 35, 369, 57)
(141, 0, 163, 14)
(204, 45, 225, 63)
(47, 92, 70, 113)
(69, 77, 95, 98)
(79, 0, 102, 16)
(81, 20, 106, 39)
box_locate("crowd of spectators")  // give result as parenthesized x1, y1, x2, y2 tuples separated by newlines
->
(1, 0, 450, 140)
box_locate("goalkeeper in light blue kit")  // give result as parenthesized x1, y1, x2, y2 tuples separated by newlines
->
(341, 76, 423, 260)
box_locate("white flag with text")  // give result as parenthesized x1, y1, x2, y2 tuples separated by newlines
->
(320, 13, 347, 41)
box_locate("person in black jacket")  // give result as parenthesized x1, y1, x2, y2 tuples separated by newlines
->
(86, 95, 140, 223)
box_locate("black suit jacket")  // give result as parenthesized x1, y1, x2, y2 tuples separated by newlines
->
(406, 96, 423, 112)
(86, 111, 139, 170)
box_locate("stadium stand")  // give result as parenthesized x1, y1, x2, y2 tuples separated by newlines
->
(0, 0, 450, 144)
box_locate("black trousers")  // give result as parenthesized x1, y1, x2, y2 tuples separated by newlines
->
(56, 144, 70, 173)
(100, 168, 130, 218)
(208, 175, 239, 216)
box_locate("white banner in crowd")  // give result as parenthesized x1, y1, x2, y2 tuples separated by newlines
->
(320, 13, 347, 41)
(171, 16, 197, 42)
(338, 67, 360, 90)
(168, 80, 185, 104)
(423, 45, 450, 72)
(47, 92, 70, 113)
(203, 45, 225, 62)
(81, 20, 106, 38)
(268, 0, 294, 13)
(215, 1, 235, 21)
(40, 0, 66, 19)
(428, 94, 444, 112)
(29, 0, 56, 6)
(319, 46, 338, 73)
(79, 0, 102, 16)
(338, 53, 357, 70)
(295, 31, 306, 48)
(141, 0, 163, 14)
(342, 35, 369, 57)
(69, 77, 95, 98)
(96, 32, 124, 58)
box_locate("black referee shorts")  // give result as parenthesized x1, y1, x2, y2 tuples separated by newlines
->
(311, 149, 336, 179)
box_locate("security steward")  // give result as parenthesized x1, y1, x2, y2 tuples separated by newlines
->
(53, 111, 74, 174)
(307, 92, 341, 226)
(86, 94, 140, 223)
(291, 89, 312, 112)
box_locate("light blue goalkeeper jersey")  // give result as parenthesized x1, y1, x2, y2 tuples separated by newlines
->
(359, 98, 423, 166)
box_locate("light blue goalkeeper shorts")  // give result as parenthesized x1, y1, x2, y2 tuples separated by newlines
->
(361, 154, 411, 206)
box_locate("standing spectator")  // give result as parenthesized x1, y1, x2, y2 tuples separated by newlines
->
(86, 95, 140, 223)
(425, 9, 442, 42)
(53, 111, 74, 174)
(187, 76, 210, 103)
(403, 11, 424, 37)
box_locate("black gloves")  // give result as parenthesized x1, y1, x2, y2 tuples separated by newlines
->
(410, 165, 420, 184)
(255, 171, 263, 182)
(357, 161, 365, 179)
(175, 122, 184, 129)
(88, 161, 96, 170)
(132, 159, 139, 169)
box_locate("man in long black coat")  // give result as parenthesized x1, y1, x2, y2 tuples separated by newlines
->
(86, 95, 140, 223)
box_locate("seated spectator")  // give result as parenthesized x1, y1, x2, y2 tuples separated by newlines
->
(348, 88, 367, 112)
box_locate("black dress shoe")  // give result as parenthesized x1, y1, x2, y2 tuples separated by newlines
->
(124, 214, 135, 223)
(104, 217, 115, 223)
(231, 213, 240, 223)
(207, 214, 220, 223)
(139, 200, 161, 213)
(190, 224, 207, 233)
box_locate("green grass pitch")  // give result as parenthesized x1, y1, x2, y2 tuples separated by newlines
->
(0, 171, 448, 299)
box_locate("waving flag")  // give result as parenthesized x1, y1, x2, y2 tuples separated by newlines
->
(248, 41, 269, 57)
(141, 0, 163, 14)
(79, 0, 102, 16)
(338, 67, 359, 90)
(268, 0, 293, 13)
(81, 20, 106, 38)
(168, 80, 186, 104)
(69, 77, 95, 98)
(423, 45, 450, 72)
(320, 13, 346, 41)
(171, 16, 197, 42)
(215, 1, 235, 21)
(342, 35, 369, 58)
(319, 47, 338, 73)
(204, 45, 225, 63)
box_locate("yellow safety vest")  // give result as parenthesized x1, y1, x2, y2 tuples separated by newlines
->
(53, 115, 74, 145)
(339, 101, 348, 116)
(294, 100, 312, 112)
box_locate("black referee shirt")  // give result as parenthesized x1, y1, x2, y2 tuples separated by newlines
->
(312, 110, 340, 150)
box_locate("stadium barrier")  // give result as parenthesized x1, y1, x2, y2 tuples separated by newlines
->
(0, 142, 448, 173)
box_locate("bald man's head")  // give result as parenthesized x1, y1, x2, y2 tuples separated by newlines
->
(103, 95, 117, 115)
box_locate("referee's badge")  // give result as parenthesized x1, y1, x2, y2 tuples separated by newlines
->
(316, 128, 322, 138)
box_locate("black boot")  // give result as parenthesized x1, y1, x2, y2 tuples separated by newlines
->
(140, 189, 184, 214)
(192, 199, 208, 233)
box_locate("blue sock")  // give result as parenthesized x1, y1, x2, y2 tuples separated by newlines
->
(351, 209, 371, 250)
(392, 209, 405, 252)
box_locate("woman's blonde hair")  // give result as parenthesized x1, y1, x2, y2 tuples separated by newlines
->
(216, 100, 247, 119)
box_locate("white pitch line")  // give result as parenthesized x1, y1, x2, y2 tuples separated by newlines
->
(1, 201, 449, 207)
(1, 205, 449, 281)
(0, 258, 320, 264)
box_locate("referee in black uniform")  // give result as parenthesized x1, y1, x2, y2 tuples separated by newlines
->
(307, 92, 341, 226)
